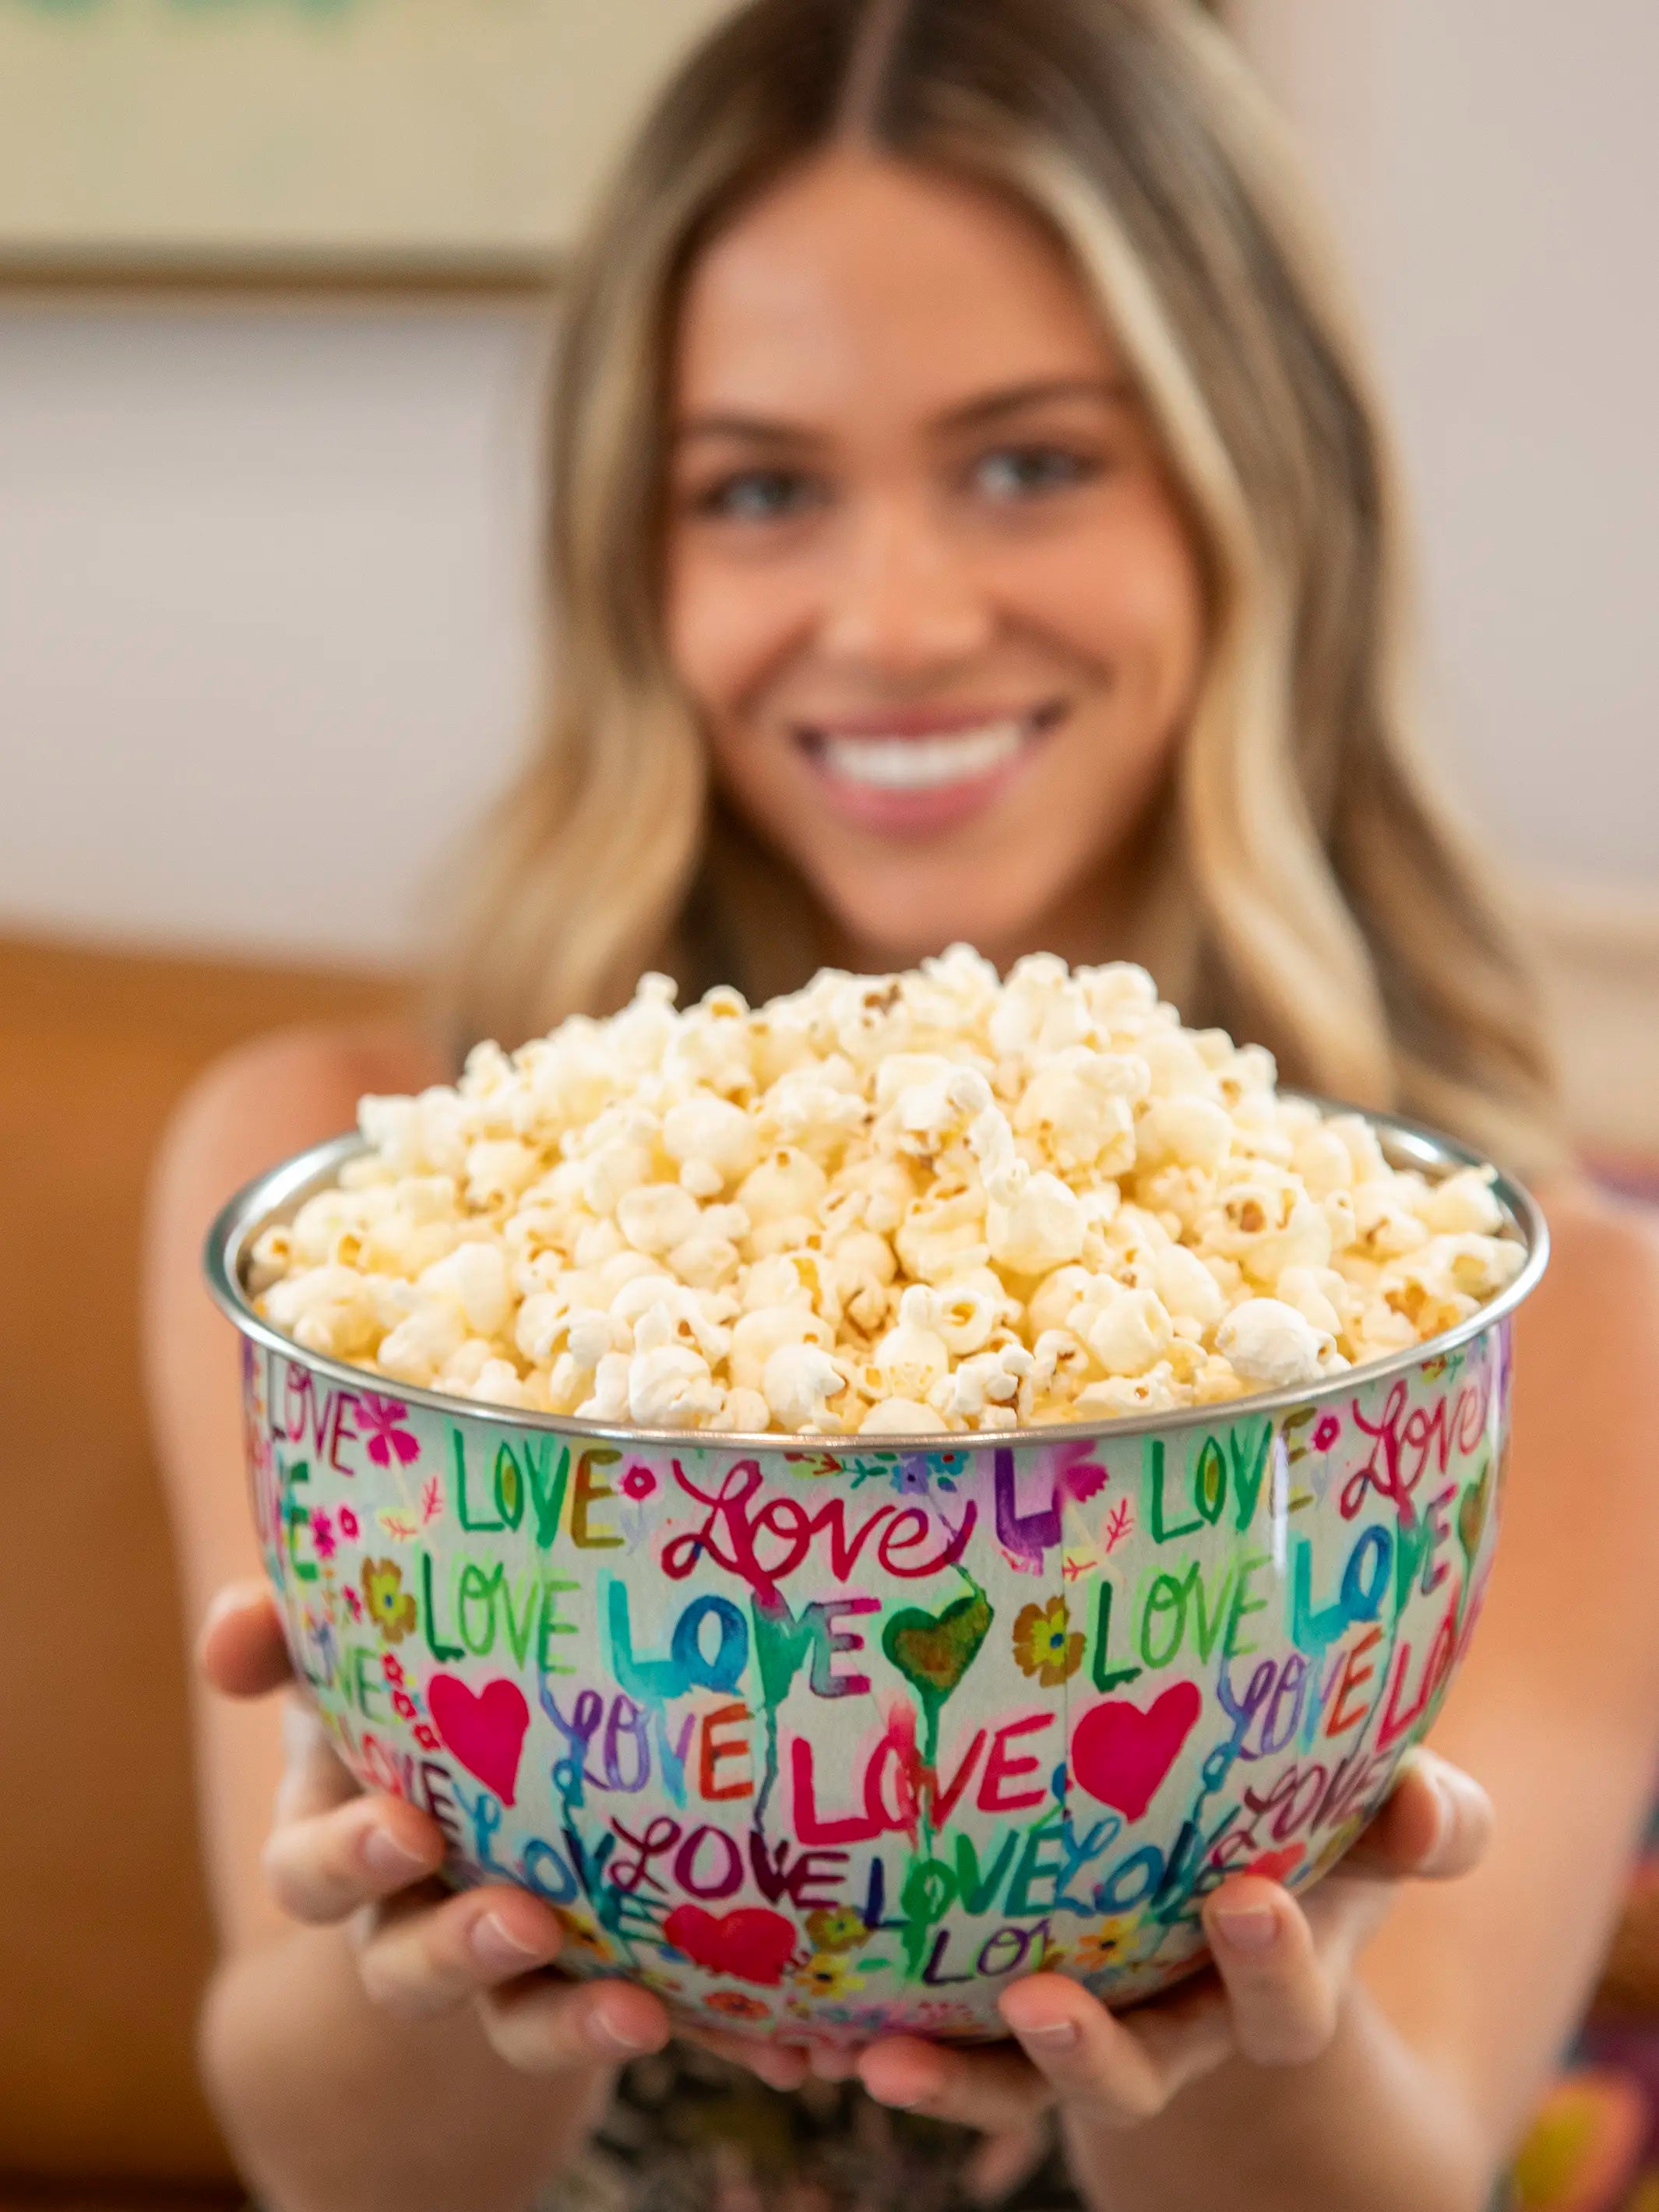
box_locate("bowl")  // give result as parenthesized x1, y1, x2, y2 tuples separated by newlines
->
(206, 1104, 1546, 2045)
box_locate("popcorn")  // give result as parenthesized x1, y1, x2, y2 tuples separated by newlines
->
(255, 949, 1525, 1433)
(865, 1287, 952, 1404)
(625, 1344, 724, 1429)
(616, 1181, 702, 1256)
(1216, 1298, 1338, 1390)
(762, 1342, 846, 1432)
(662, 1094, 759, 1186)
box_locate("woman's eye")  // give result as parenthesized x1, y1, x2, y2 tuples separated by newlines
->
(692, 468, 822, 523)
(970, 444, 1101, 501)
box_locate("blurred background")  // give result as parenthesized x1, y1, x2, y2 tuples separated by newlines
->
(1, 2, 1654, 2200)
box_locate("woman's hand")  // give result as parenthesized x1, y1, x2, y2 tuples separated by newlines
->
(845, 1750, 1492, 2138)
(198, 1583, 676, 2080)
(199, 1580, 819, 2094)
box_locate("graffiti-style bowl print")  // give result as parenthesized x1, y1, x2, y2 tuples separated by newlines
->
(206, 1105, 1546, 2044)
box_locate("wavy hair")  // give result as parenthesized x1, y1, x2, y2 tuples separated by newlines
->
(439, 0, 1564, 1175)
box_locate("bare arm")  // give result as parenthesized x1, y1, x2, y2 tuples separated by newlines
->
(143, 1027, 658, 2212)
(1096, 1180, 1659, 2209)
(1365, 1179, 1659, 2140)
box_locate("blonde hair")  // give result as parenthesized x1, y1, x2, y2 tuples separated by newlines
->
(439, 0, 1564, 1176)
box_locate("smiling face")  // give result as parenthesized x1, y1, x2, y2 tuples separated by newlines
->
(663, 150, 1206, 972)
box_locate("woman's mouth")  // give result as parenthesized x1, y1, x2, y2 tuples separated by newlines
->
(793, 702, 1064, 833)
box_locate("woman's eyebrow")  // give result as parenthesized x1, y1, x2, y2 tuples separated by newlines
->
(932, 375, 1134, 431)
(673, 412, 826, 447)
(673, 376, 1130, 449)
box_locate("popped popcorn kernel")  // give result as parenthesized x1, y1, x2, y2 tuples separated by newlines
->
(254, 951, 1526, 1432)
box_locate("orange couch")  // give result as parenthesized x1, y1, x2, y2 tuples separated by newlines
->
(0, 935, 400, 2207)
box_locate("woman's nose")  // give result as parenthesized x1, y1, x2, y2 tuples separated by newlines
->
(815, 496, 992, 674)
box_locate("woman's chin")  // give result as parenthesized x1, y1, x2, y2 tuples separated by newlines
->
(813, 874, 1058, 974)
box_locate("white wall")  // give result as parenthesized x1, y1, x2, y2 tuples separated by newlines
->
(4, 0, 1657, 973)
(1, 295, 548, 967)
(1238, 0, 1659, 888)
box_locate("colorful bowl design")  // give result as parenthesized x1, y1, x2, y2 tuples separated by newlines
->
(208, 1114, 1546, 2044)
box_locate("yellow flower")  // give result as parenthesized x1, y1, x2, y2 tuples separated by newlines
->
(805, 1904, 870, 1954)
(1071, 1918, 1139, 1975)
(792, 1952, 865, 1999)
(361, 1558, 417, 1644)
(552, 1907, 613, 1964)
(1012, 1596, 1084, 1686)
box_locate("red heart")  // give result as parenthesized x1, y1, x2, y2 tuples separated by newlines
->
(1070, 1680, 1202, 1821)
(427, 1674, 530, 1808)
(664, 1904, 797, 1987)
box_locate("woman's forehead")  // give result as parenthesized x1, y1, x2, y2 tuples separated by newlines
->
(671, 150, 1123, 428)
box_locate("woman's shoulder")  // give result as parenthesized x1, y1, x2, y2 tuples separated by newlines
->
(145, 1017, 446, 1402)
(167, 1017, 446, 1173)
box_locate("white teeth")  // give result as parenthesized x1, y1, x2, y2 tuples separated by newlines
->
(819, 720, 1027, 792)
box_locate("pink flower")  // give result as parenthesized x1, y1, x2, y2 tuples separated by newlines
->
(1312, 1414, 1341, 1453)
(343, 1587, 363, 1622)
(414, 1723, 440, 1752)
(338, 1506, 359, 1539)
(309, 1509, 336, 1560)
(391, 1689, 417, 1721)
(621, 1464, 658, 1502)
(358, 1394, 420, 1469)
(1056, 1439, 1108, 1503)
(382, 1652, 406, 1686)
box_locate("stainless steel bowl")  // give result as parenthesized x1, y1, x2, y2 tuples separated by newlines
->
(206, 1103, 1546, 2041)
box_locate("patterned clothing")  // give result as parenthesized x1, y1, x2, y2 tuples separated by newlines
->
(1507, 1796, 1659, 2212)
(546, 2043, 1077, 2212)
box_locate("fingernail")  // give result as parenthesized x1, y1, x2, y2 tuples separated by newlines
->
(199, 1585, 248, 1638)
(196, 1582, 262, 1661)
(470, 1910, 546, 1973)
(361, 1826, 429, 1883)
(875, 2083, 928, 2109)
(586, 1996, 657, 2055)
(1213, 1901, 1278, 1953)
(1014, 2016, 1080, 2052)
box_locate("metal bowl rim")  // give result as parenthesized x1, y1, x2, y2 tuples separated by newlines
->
(205, 1094, 1549, 1454)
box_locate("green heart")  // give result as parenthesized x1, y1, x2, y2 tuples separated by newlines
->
(882, 1588, 994, 1721)
(1457, 1458, 1492, 1566)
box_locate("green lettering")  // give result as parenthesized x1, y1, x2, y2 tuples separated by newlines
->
(527, 1440, 571, 1550)
(456, 1559, 501, 1656)
(572, 1448, 624, 1548)
(1193, 1436, 1227, 1527)
(283, 1458, 318, 1582)
(1188, 1556, 1238, 1664)
(1145, 1438, 1202, 1544)
(452, 1429, 505, 1533)
(1006, 1823, 1065, 1918)
(492, 1441, 527, 1531)
(1090, 1576, 1143, 1692)
(420, 1548, 464, 1662)
(349, 1643, 386, 1720)
(536, 1577, 580, 1675)
(951, 1829, 1020, 1915)
(1139, 1569, 1189, 1668)
(1229, 1424, 1273, 1534)
(1223, 1551, 1272, 1658)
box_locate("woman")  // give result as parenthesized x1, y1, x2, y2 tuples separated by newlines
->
(146, 1, 1659, 2207)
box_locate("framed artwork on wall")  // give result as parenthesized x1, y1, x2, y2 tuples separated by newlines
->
(0, 0, 735, 282)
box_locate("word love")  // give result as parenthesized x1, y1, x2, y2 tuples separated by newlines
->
(661, 1458, 974, 1606)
